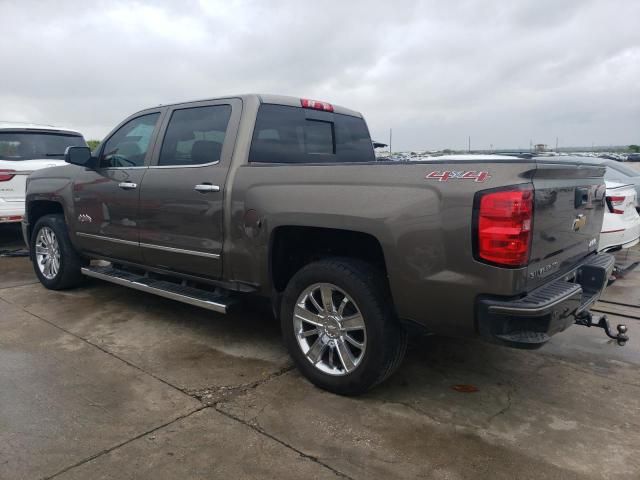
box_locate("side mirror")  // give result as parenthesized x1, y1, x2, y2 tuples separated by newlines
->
(65, 146, 94, 167)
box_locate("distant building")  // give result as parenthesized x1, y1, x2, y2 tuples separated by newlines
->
(534, 143, 548, 153)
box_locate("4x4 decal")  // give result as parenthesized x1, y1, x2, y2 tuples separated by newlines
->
(425, 171, 491, 182)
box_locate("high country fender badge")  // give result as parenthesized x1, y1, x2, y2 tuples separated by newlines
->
(425, 171, 491, 182)
(78, 214, 92, 223)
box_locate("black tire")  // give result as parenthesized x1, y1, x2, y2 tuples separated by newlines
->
(281, 258, 407, 396)
(30, 214, 85, 290)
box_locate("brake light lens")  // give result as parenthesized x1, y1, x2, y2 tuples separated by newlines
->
(300, 98, 334, 112)
(0, 169, 16, 182)
(475, 187, 534, 267)
(606, 195, 625, 214)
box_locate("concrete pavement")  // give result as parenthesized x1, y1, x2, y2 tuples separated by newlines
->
(1, 223, 639, 479)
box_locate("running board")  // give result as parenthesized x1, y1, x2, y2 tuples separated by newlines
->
(81, 266, 232, 314)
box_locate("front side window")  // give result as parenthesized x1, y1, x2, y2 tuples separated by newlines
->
(100, 113, 160, 168)
(0, 132, 85, 160)
(159, 105, 232, 166)
(249, 104, 374, 163)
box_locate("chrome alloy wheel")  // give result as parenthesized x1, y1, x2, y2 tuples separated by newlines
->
(35, 226, 61, 280)
(293, 283, 367, 376)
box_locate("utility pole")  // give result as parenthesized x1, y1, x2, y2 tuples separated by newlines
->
(389, 128, 392, 155)
(468, 136, 471, 153)
(555, 137, 559, 152)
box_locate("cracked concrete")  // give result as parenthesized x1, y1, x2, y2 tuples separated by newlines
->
(1, 223, 639, 480)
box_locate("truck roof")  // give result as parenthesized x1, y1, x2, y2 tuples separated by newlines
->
(0, 121, 82, 136)
(141, 94, 364, 118)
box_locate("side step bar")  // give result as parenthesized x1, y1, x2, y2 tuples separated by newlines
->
(81, 266, 232, 314)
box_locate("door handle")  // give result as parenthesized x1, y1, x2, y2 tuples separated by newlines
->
(118, 182, 138, 190)
(194, 184, 220, 193)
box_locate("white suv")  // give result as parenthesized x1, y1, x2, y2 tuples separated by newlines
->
(0, 123, 86, 223)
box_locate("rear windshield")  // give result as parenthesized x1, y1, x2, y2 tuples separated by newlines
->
(0, 132, 86, 160)
(249, 104, 374, 163)
(607, 162, 640, 178)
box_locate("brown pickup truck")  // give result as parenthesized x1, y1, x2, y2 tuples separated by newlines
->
(22, 94, 626, 395)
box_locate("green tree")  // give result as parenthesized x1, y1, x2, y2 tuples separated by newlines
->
(86, 139, 101, 151)
(628, 145, 640, 153)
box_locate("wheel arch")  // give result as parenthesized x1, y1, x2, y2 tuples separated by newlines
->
(26, 200, 65, 244)
(269, 225, 390, 293)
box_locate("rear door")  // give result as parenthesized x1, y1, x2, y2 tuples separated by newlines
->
(527, 160, 606, 289)
(136, 99, 241, 279)
(72, 111, 163, 262)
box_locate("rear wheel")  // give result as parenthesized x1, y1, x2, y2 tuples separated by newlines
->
(30, 214, 85, 290)
(281, 258, 407, 396)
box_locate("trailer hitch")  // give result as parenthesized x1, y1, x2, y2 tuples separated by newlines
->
(575, 311, 629, 346)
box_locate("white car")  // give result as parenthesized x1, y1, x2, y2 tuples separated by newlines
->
(0, 123, 86, 223)
(599, 180, 640, 252)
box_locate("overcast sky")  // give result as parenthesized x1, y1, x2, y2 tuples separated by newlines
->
(1, 0, 639, 151)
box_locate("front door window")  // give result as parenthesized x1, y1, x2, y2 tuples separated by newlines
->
(100, 113, 160, 168)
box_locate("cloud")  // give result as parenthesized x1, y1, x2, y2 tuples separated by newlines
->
(1, 0, 638, 150)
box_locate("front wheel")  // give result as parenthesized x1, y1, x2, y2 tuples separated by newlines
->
(30, 214, 85, 290)
(281, 259, 407, 396)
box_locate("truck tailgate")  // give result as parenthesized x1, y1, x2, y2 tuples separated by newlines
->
(527, 160, 606, 290)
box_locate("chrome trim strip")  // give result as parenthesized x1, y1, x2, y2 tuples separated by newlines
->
(76, 232, 221, 259)
(148, 160, 220, 169)
(80, 267, 228, 314)
(98, 166, 148, 170)
(139, 242, 220, 259)
(76, 232, 138, 246)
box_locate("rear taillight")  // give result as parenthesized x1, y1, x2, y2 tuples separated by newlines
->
(300, 98, 334, 112)
(0, 169, 16, 182)
(606, 196, 625, 214)
(475, 187, 534, 268)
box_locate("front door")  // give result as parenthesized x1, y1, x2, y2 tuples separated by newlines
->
(137, 99, 241, 279)
(72, 111, 162, 263)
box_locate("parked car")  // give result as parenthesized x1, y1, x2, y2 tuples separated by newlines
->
(627, 153, 640, 162)
(599, 181, 640, 252)
(22, 94, 621, 395)
(527, 156, 640, 213)
(0, 123, 86, 224)
(603, 161, 640, 211)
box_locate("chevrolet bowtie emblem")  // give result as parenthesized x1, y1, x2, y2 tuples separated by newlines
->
(572, 214, 587, 231)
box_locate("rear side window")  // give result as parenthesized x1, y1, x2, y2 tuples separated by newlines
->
(249, 104, 374, 163)
(159, 105, 232, 166)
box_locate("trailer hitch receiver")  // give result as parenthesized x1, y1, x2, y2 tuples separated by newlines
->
(575, 311, 629, 346)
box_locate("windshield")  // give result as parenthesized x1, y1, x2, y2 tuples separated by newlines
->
(0, 131, 86, 160)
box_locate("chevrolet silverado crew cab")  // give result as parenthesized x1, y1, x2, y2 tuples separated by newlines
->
(22, 94, 626, 395)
